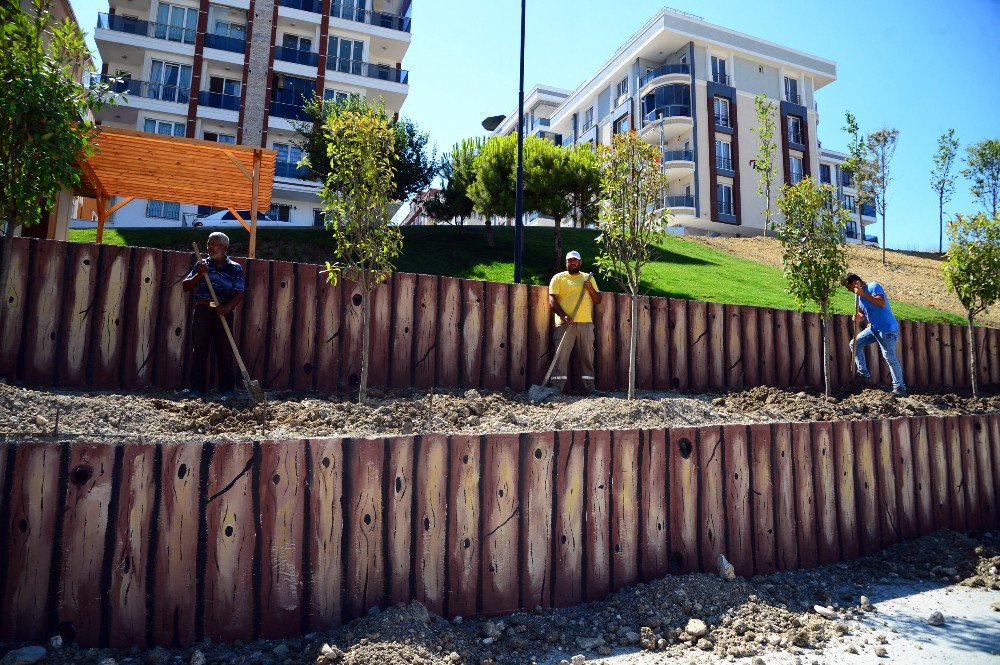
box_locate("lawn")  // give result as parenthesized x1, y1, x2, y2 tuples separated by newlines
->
(67, 226, 964, 325)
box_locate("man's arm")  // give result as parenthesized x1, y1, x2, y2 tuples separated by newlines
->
(549, 293, 571, 324)
(218, 291, 244, 316)
(182, 261, 207, 292)
(585, 276, 602, 305)
(855, 286, 886, 308)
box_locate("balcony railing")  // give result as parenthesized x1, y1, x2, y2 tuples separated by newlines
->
(278, 0, 323, 12)
(269, 100, 311, 121)
(561, 134, 575, 147)
(530, 117, 551, 132)
(331, 3, 412, 32)
(97, 12, 196, 44)
(664, 195, 695, 208)
(198, 90, 240, 111)
(790, 171, 805, 184)
(645, 105, 691, 123)
(325, 58, 409, 84)
(861, 203, 876, 217)
(275, 161, 311, 179)
(580, 118, 595, 134)
(275, 46, 319, 67)
(89, 75, 191, 104)
(716, 155, 733, 171)
(713, 113, 731, 128)
(639, 63, 690, 88)
(717, 202, 734, 216)
(204, 33, 246, 53)
(663, 149, 694, 163)
(785, 92, 802, 105)
(712, 73, 731, 86)
(788, 130, 803, 145)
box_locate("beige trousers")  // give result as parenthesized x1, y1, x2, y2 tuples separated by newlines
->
(550, 323, 596, 394)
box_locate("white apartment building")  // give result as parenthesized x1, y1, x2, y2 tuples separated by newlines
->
(495, 7, 877, 241)
(88, 0, 411, 228)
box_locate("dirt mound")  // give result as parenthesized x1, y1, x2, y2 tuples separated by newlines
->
(2, 381, 998, 444)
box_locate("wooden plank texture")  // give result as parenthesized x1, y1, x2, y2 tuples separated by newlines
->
(460, 281, 484, 388)
(239, 259, 270, 384)
(483, 282, 509, 390)
(390, 273, 416, 389)
(386, 436, 414, 607)
(344, 438, 385, 619)
(22, 240, 66, 387)
(436, 278, 461, 388)
(652, 299, 671, 391)
(520, 432, 554, 610)
(611, 430, 640, 589)
(446, 435, 480, 618)
(90, 245, 131, 388)
(481, 433, 519, 614)
(412, 275, 439, 389)
(708, 302, 726, 389)
(60, 243, 101, 388)
(291, 265, 319, 392)
(742, 306, 760, 388)
(584, 430, 612, 601)
(555, 430, 585, 607)
(688, 300, 709, 392)
(259, 440, 305, 638)
(0, 238, 31, 382)
(528, 286, 552, 389)
(508, 283, 529, 392)
(722, 424, 753, 576)
(306, 438, 344, 631)
(927, 417, 951, 531)
(121, 247, 161, 390)
(669, 299, 688, 391)
(725, 305, 744, 390)
(813, 422, 840, 565)
(791, 422, 818, 569)
(366, 281, 391, 388)
(415, 434, 448, 615)
(749, 424, 776, 575)
(699, 426, 726, 573)
(315, 278, 342, 393)
(852, 420, 882, 556)
(758, 308, 776, 388)
(771, 423, 797, 571)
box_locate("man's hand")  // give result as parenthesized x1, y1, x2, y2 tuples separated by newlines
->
(562, 314, 573, 325)
(197, 260, 209, 276)
(853, 313, 864, 324)
(850, 283, 863, 295)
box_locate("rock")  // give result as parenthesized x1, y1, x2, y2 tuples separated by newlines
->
(718, 554, 736, 581)
(272, 644, 290, 658)
(454, 615, 463, 624)
(48, 635, 63, 650)
(189, 652, 206, 665)
(685, 618, 708, 638)
(400, 418, 414, 434)
(464, 389, 481, 401)
(0, 646, 46, 665)
(875, 646, 888, 657)
(696, 638, 713, 650)
(991, 600, 1000, 612)
(575, 636, 604, 650)
(482, 621, 504, 639)
(751, 658, 766, 665)
(712, 397, 725, 406)
(35, 415, 48, 427)
(408, 601, 430, 623)
(247, 652, 263, 664)
(814, 605, 838, 620)
(571, 656, 586, 665)
(97, 659, 117, 665)
(926, 611, 945, 626)
(596, 646, 612, 656)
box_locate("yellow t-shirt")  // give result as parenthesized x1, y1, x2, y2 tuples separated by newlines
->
(549, 271, 600, 326)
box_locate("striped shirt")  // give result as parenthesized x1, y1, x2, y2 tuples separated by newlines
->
(186, 257, 245, 304)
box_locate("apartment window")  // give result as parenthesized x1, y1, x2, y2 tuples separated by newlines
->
(331, 0, 364, 21)
(143, 118, 185, 136)
(154, 2, 197, 43)
(203, 131, 236, 143)
(846, 220, 859, 238)
(209, 75, 240, 97)
(582, 107, 595, 131)
(282, 33, 313, 52)
(714, 97, 730, 127)
(841, 169, 854, 187)
(784, 76, 800, 104)
(212, 19, 245, 40)
(820, 164, 831, 184)
(717, 184, 733, 216)
(269, 204, 292, 222)
(148, 59, 191, 103)
(327, 36, 364, 74)
(715, 139, 733, 171)
(787, 116, 803, 145)
(274, 142, 303, 166)
(711, 56, 728, 85)
(615, 77, 629, 101)
(146, 200, 180, 219)
(323, 88, 351, 104)
(843, 194, 856, 212)
(789, 156, 804, 184)
(313, 209, 327, 227)
(613, 115, 630, 135)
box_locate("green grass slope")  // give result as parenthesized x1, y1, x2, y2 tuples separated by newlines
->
(67, 226, 963, 324)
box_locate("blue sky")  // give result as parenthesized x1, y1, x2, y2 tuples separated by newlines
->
(71, 0, 999, 250)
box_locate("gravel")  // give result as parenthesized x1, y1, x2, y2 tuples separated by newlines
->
(1, 530, 996, 665)
(2, 382, 997, 445)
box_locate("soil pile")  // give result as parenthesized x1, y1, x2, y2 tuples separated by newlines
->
(1, 530, 996, 664)
(2, 382, 998, 444)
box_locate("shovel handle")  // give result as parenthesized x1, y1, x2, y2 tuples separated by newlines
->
(191, 242, 253, 380)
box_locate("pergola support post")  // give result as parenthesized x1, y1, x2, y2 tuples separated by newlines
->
(249, 149, 261, 259)
(95, 195, 107, 245)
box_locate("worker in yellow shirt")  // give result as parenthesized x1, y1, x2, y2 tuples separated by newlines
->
(548, 250, 603, 394)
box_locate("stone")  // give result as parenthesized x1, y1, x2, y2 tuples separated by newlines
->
(696, 638, 713, 650)
(48, 636, 63, 651)
(575, 636, 604, 650)
(624, 631, 640, 644)
(34, 415, 48, 427)
(875, 646, 888, 657)
(751, 658, 766, 665)
(685, 618, 708, 638)
(571, 656, 587, 665)
(814, 605, 838, 620)
(482, 621, 504, 639)
(991, 600, 1000, 612)
(189, 652, 206, 665)
(464, 389, 481, 401)
(926, 611, 945, 626)
(596, 646, 612, 656)
(97, 659, 117, 665)
(272, 644, 290, 658)
(0, 647, 46, 665)
(718, 554, 737, 581)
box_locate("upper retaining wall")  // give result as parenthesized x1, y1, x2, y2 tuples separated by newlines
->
(1, 413, 997, 648)
(1, 236, 998, 393)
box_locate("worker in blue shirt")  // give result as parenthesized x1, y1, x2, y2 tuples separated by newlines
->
(182, 232, 245, 398)
(844, 273, 907, 397)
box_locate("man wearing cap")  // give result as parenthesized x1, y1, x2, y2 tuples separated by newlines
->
(548, 250, 602, 394)
(843, 273, 907, 397)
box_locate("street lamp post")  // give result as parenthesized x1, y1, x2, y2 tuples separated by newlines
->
(513, 0, 526, 284)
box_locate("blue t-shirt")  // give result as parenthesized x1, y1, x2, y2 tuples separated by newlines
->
(185, 257, 245, 305)
(857, 281, 898, 333)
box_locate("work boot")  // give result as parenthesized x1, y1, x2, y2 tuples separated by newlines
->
(851, 373, 872, 387)
(891, 386, 908, 398)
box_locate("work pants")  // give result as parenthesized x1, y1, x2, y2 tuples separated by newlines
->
(549, 323, 596, 394)
(189, 305, 237, 392)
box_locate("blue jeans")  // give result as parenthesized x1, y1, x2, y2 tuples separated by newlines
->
(851, 327, 906, 389)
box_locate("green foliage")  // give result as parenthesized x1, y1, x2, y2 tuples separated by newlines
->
(423, 137, 481, 225)
(776, 178, 850, 397)
(751, 94, 778, 234)
(564, 144, 602, 229)
(930, 129, 960, 253)
(0, 0, 113, 228)
(842, 111, 876, 242)
(961, 139, 1000, 217)
(867, 126, 899, 264)
(319, 100, 401, 402)
(298, 95, 438, 202)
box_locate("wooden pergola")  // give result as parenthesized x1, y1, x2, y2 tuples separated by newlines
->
(77, 127, 277, 257)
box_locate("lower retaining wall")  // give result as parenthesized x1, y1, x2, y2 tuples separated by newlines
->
(1, 413, 998, 648)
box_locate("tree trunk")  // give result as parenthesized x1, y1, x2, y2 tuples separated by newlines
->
(881, 213, 886, 265)
(484, 217, 494, 248)
(553, 215, 563, 273)
(857, 206, 864, 246)
(359, 291, 370, 403)
(628, 292, 638, 400)
(938, 196, 943, 255)
(968, 312, 978, 398)
(821, 306, 831, 399)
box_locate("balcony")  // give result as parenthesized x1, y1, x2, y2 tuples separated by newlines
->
(325, 58, 409, 84)
(714, 113, 731, 128)
(785, 92, 802, 105)
(269, 100, 311, 121)
(89, 75, 191, 105)
(278, 0, 323, 12)
(664, 195, 695, 209)
(275, 161, 312, 180)
(715, 155, 734, 172)
(787, 130, 804, 146)
(645, 105, 691, 123)
(717, 202, 734, 216)
(638, 63, 690, 89)
(580, 118, 595, 134)
(275, 46, 319, 67)
(861, 202, 876, 217)
(561, 134, 575, 147)
(331, 3, 412, 33)
(663, 149, 694, 163)
(204, 33, 246, 53)
(97, 12, 195, 44)
(198, 90, 240, 111)
(712, 73, 731, 86)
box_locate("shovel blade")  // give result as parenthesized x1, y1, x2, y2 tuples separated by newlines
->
(528, 384, 559, 404)
(245, 378, 265, 405)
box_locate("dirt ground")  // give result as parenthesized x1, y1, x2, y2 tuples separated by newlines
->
(693, 236, 1000, 327)
(1, 381, 998, 444)
(1, 530, 996, 664)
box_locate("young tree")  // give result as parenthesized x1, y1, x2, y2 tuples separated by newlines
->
(930, 129, 960, 254)
(594, 132, 669, 400)
(776, 178, 850, 399)
(1, 0, 115, 229)
(525, 140, 573, 271)
(942, 212, 1000, 397)
(867, 127, 899, 265)
(842, 112, 876, 246)
(320, 101, 401, 403)
(565, 144, 601, 230)
(423, 138, 481, 229)
(962, 139, 1000, 218)
(466, 134, 517, 248)
(298, 95, 438, 202)
(751, 94, 778, 236)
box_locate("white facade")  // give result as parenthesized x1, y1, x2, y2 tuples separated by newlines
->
(87, 0, 411, 229)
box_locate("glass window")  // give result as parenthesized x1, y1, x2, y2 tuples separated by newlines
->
(143, 118, 185, 136)
(204, 131, 236, 143)
(154, 3, 197, 43)
(790, 156, 804, 184)
(213, 19, 245, 40)
(711, 56, 727, 84)
(784, 76, 799, 102)
(615, 77, 628, 100)
(323, 88, 351, 104)
(313, 209, 327, 227)
(282, 33, 312, 52)
(642, 84, 690, 120)
(209, 75, 241, 97)
(146, 200, 180, 219)
(820, 164, 831, 184)
(269, 204, 292, 222)
(715, 140, 732, 170)
(148, 59, 191, 104)
(843, 194, 856, 211)
(274, 142, 304, 165)
(788, 116, 803, 144)
(713, 97, 730, 127)
(328, 36, 363, 74)
(717, 184, 733, 215)
(613, 115, 629, 135)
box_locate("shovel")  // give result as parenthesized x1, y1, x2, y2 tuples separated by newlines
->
(192, 242, 265, 405)
(528, 273, 593, 403)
